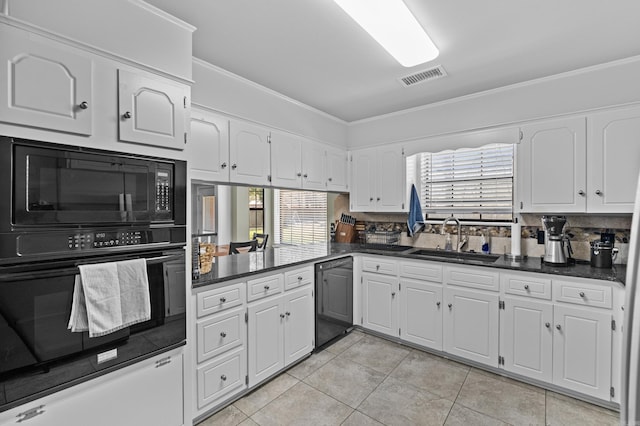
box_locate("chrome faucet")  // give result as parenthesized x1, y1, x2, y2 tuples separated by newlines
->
(441, 215, 466, 252)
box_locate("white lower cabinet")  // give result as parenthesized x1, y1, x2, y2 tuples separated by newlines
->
(444, 286, 499, 367)
(362, 273, 398, 337)
(248, 285, 313, 387)
(399, 278, 442, 350)
(0, 348, 184, 426)
(197, 347, 247, 410)
(552, 304, 612, 400)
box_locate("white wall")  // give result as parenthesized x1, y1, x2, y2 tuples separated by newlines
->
(2, 0, 194, 80)
(192, 58, 348, 148)
(348, 56, 640, 148)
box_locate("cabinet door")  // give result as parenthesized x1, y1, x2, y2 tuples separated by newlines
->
(376, 145, 406, 212)
(350, 149, 376, 211)
(0, 26, 92, 135)
(399, 279, 442, 350)
(519, 117, 587, 212)
(501, 297, 553, 382)
(229, 121, 271, 186)
(444, 287, 499, 367)
(588, 106, 640, 213)
(197, 347, 247, 411)
(271, 130, 302, 188)
(362, 273, 398, 337)
(190, 108, 230, 182)
(320, 266, 353, 324)
(248, 296, 284, 387)
(552, 305, 612, 400)
(118, 69, 188, 150)
(326, 146, 348, 192)
(283, 286, 314, 366)
(164, 260, 186, 317)
(302, 142, 327, 190)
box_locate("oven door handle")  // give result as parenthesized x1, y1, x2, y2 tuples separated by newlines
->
(0, 252, 184, 281)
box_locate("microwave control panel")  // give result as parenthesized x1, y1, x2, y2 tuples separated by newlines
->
(155, 169, 172, 212)
(68, 231, 144, 249)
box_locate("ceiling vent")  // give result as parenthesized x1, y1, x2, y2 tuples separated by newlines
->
(399, 65, 447, 87)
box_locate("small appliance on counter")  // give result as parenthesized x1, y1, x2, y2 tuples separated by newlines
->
(590, 240, 618, 269)
(541, 215, 573, 265)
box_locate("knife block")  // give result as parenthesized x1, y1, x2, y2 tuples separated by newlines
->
(335, 222, 356, 243)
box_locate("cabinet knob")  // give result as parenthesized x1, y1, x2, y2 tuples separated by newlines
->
(303, 174, 308, 178)
(286, 311, 291, 316)
(391, 292, 396, 297)
(376, 265, 380, 270)
(448, 303, 453, 309)
(221, 374, 227, 381)
(220, 297, 226, 303)
(79, 101, 89, 110)
(376, 197, 381, 201)
(545, 322, 550, 328)
(595, 190, 602, 196)
(264, 285, 270, 290)
(280, 313, 285, 319)
(524, 285, 529, 290)
(297, 276, 303, 281)
(579, 291, 585, 297)
(369, 197, 374, 202)
(556, 324, 562, 330)
(221, 162, 227, 169)
(297, 172, 302, 177)
(328, 177, 333, 182)
(231, 164, 237, 170)
(436, 301, 441, 307)
(220, 331, 227, 338)
(578, 190, 585, 196)
(122, 111, 132, 119)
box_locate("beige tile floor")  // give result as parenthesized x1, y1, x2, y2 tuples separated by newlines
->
(198, 330, 619, 426)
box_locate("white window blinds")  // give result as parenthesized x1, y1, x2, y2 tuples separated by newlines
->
(420, 144, 514, 213)
(274, 190, 328, 245)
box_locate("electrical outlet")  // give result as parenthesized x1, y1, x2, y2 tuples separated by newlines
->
(537, 230, 545, 245)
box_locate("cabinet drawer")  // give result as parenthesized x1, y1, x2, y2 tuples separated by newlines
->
(284, 266, 313, 291)
(444, 265, 500, 292)
(399, 261, 442, 283)
(502, 273, 551, 300)
(197, 307, 245, 363)
(247, 274, 283, 301)
(197, 347, 246, 410)
(362, 257, 398, 276)
(553, 279, 612, 309)
(197, 283, 245, 318)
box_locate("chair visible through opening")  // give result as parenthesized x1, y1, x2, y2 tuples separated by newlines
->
(229, 240, 258, 254)
(252, 233, 269, 250)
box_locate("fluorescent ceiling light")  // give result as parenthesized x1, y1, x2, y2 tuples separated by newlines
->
(334, 0, 439, 67)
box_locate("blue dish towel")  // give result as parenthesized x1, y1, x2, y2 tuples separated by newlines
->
(407, 184, 425, 237)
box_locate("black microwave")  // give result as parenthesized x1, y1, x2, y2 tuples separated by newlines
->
(1, 138, 186, 228)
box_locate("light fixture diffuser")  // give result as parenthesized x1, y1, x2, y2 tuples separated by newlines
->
(334, 0, 439, 67)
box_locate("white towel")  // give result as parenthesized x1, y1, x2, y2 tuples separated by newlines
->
(68, 259, 151, 337)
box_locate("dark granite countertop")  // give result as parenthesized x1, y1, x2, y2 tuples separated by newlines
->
(192, 242, 626, 288)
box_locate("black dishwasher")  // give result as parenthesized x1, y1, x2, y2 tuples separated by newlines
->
(315, 257, 353, 350)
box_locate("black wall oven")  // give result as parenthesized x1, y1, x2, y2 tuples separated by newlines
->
(0, 137, 187, 412)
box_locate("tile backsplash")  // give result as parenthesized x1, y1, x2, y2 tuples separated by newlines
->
(334, 194, 632, 264)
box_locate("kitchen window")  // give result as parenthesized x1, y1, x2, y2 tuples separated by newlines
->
(274, 190, 328, 245)
(248, 187, 264, 239)
(408, 143, 514, 221)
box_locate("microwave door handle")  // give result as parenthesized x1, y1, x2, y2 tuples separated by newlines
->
(0, 267, 80, 282)
(145, 253, 183, 265)
(119, 193, 126, 221)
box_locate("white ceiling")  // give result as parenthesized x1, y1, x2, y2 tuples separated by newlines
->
(146, 0, 640, 122)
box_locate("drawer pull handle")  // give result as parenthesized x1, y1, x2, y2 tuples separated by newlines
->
(376, 265, 380, 270)
(17, 405, 45, 422)
(220, 331, 227, 338)
(221, 374, 227, 381)
(448, 303, 453, 309)
(155, 357, 171, 368)
(298, 276, 303, 281)
(545, 322, 550, 328)
(579, 292, 585, 297)
(556, 324, 562, 330)
(264, 285, 270, 290)
(220, 297, 226, 303)
(280, 313, 285, 319)
(524, 285, 529, 290)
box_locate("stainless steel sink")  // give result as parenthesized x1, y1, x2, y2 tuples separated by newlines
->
(406, 248, 501, 264)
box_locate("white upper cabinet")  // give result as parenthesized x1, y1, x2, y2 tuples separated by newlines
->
(118, 69, 189, 150)
(326, 146, 348, 192)
(587, 106, 640, 213)
(301, 142, 327, 191)
(189, 108, 230, 182)
(0, 26, 93, 135)
(229, 121, 272, 186)
(350, 146, 406, 212)
(518, 117, 587, 213)
(270, 130, 303, 188)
